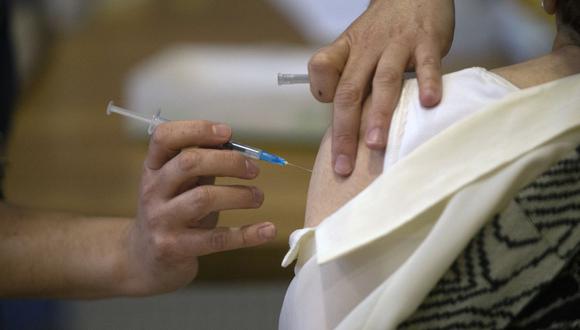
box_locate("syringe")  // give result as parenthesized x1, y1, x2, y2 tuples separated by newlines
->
(277, 72, 416, 85)
(277, 73, 309, 86)
(106, 102, 311, 172)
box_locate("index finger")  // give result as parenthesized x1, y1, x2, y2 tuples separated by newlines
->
(331, 52, 377, 176)
(146, 121, 232, 170)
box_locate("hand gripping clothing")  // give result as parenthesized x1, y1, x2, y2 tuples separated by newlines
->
(279, 69, 580, 330)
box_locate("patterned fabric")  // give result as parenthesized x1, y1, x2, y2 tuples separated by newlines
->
(400, 146, 580, 330)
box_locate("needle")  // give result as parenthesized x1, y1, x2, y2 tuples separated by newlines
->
(286, 162, 312, 173)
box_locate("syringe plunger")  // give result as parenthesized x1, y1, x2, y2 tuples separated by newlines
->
(106, 102, 311, 172)
(107, 101, 167, 134)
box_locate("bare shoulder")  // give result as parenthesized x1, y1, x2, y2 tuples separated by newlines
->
(304, 98, 385, 228)
(491, 50, 580, 89)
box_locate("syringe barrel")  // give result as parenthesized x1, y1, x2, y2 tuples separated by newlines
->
(223, 141, 286, 165)
(107, 102, 292, 167)
(277, 73, 310, 85)
(223, 141, 261, 160)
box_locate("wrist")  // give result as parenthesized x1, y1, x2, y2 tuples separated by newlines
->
(109, 217, 148, 297)
(113, 219, 150, 296)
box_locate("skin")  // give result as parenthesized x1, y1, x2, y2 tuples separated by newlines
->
(305, 98, 384, 228)
(309, 0, 455, 176)
(2, 0, 576, 299)
(0, 121, 276, 297)
(305, 0, 580, 228)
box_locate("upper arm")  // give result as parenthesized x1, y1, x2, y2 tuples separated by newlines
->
(305, 97, 386, 227)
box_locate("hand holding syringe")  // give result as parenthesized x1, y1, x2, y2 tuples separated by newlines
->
(107, 102, 311, 172)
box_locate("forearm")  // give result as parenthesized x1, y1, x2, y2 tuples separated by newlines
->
(0, 120, 278, 298)
(0, 202, 133, 298)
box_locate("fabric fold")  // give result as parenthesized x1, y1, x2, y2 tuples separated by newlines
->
(316, 73, 580, 264)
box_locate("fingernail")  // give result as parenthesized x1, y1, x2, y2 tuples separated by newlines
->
(252, 187, 264, 207)
(212, 124, 231, 138)
(334, 154, 352, 175)
(246, 159, 259, 177)
(258, 224, 276, 240)
(422, 89, 438, 108)
(366, 127, 385, 146)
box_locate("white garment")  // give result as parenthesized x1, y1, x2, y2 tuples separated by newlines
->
(279, 69, 580, 330)
(385, 67, 518, 169)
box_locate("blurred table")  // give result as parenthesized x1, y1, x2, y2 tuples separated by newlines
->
(5, 0, 316, 281)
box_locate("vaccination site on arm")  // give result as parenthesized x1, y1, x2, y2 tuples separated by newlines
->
(1, 0, 580, 329)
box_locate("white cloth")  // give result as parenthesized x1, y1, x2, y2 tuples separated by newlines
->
(279, 69, 580, 330)
(385, 67, 518, 169)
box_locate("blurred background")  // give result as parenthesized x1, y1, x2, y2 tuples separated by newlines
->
(2, 0, 553, 329)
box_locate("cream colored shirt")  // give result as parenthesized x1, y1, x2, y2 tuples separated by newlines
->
(279, 69, 580, 330)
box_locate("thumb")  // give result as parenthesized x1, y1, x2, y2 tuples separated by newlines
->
(308, 38, 350, 103)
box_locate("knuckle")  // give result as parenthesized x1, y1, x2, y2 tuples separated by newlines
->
(144, 209, 164, 228)
(192, 186, 213, 210)
(370, 108, 391, 124)
(178, 150, 201, 172)
(334, 83, 363, 107)
(308, 51, 334, 74)
(344, 30, 362, 47)
(373, 67, 401, 87)
(209, 229, 229, 251)
(222, 150, 245, 169)
(151, 124, 170, 147)
(420, 55, 438, 69)
(140, 179, 158, 204)
(193, 120, 213, 136)
(240, 225, 251, 246)
(236, 156, 251, 176)
(389, 25, 406, 39)
(249, 186, 264, 207)
(421, 76, 439, 88)
(151, 233, 177, 262)
(334, 131, 357, 147)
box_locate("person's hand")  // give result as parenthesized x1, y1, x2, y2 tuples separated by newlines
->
(308, 0, 455, 176)
(121, 121, 276, 295)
